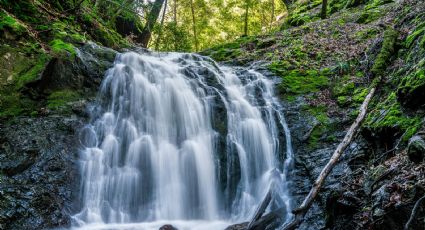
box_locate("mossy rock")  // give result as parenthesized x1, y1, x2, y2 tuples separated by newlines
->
(0, 9, 27, 39)
(365, 92, 422, 142)
(79, 11, 128, 48)
(47, 89, 81, 112)
(405, 22, 425, 48)
(407, 135, 425, 163)
(397, 69, 425, 109)
(268, 66, 329, 96)
(49, 39, 76, 57)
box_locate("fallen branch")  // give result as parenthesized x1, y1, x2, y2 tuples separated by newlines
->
(404, 195, 425, 230)
(282, 87, 377, 230)
(225, 208, 286, 230)
(247, 188, 272, 229)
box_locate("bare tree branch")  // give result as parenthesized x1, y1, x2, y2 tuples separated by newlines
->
(282, 86, 377, 230)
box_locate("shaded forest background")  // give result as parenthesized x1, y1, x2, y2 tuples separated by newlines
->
(0, 0, 288, 52)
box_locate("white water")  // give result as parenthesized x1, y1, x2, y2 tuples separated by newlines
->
(73, 51, 293, 230)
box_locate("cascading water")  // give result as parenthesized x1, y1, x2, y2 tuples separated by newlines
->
(73, 51, 294, 230)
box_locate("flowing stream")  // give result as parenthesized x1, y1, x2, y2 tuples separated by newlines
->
(73, 51, 294, 230)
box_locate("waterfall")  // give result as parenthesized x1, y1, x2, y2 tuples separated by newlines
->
(73, 51, 294, 230)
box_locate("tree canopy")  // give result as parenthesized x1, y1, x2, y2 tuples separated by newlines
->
(144, 0, 288, 51)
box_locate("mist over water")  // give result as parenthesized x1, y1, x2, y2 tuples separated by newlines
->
(73, 51, 294, 230)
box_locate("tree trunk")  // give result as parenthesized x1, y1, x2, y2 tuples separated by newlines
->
(139, 0, 165, 48)
(270, 0, 275, 31)
(243, 0, 250, 36)
(189, 0, 199, 51)
(321, 0, 328, 19)
(155, 0, 168, 50)
(173, 0, 177, 23)
(282, 86, 377, 230)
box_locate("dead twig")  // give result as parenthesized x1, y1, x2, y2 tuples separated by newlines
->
(404, 195, 425, 230)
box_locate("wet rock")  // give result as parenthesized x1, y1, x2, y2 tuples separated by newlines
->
(225, 223, 248, 230)
(0, 116, 83, 229)
(159, 224, 178, 230)
(371, 185, 390, 218)
(407, 135, 425, 163)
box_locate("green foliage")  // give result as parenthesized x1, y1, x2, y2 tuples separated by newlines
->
(371, 28, 398, 76)
(152, 22, 192, 52)
(153, 0, 286, 51)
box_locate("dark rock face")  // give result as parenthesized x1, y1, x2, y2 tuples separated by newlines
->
(0, 116, 84, 229)
(24, 43, 117, 98)
(0, 42, 115, 229)
(408, 135, 425, 163)
(282, 95, 372, 230)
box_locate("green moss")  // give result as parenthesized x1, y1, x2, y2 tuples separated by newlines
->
(365, 92, 422, 141)
(47, 90, 80, 111)
(200, 36, 255, 61)
(49, 21, 86, 44)
(0, 45, 51, 118)
(334, 81, 355, 96)
(337, 96, 349, 106)
(398, 69, 425, 95)
(0, 89, 38, 118)
(365, 0, 394, 10)
(355, 28, 380, 40)
(371, 28, 398, 76)
(15, 53, 50, 89)
(396, 68, 425, 108)
(301, 105, 334, 149)
(353, 87, 369, 103)
(79, 11, 129, 48)
(405, 22, 425, 48)
(49, 39, 76, 56)
(308, 105, 330, 124)
(420, 35, 425, 49)
(268, 63, 329, 97)
(0, 10, 27, 35)
(286, 0, 322, 27)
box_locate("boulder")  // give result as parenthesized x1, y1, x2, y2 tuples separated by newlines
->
(23, 42, 117, 98)
(407, 135, 425, 163)
(159, 224, 178, 230)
